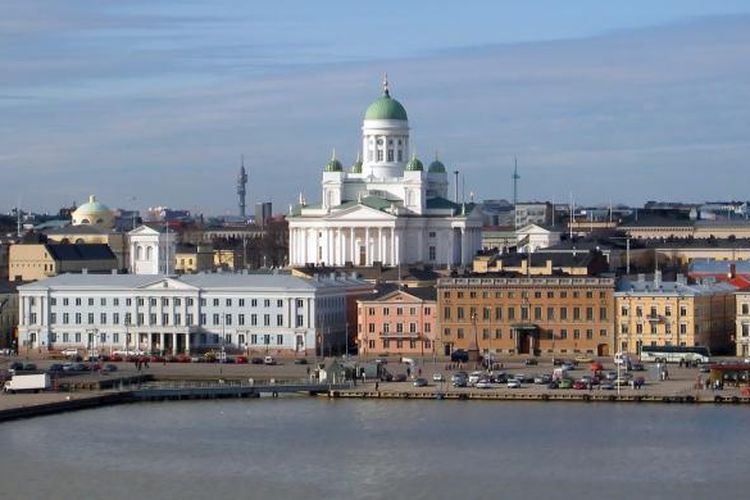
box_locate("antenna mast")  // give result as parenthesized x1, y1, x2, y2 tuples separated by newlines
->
(237, 154, 248, 220)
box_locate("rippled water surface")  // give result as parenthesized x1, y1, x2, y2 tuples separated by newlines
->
(0, 399, 749, 500)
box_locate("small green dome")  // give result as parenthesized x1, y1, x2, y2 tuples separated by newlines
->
(324, 158, 342, 172)
(324, 150, 342, 172)
(406, 155, 423, 171)
(351, 153, 363, 173)
(428, 159, 446, 173)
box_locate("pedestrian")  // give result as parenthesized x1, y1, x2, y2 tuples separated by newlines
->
(418, 367, 422, 377)
(406, 366, 411, 378)
(375, 381, 379, 391)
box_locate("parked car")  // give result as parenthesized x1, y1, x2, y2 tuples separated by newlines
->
(507, 379, 522, 389)
(103, 364, 118, 373)
(48, 364, 64, 372)
(263, 356, 276, 365)
(559, 379, 574, 389)
(451, 373, 468, 387)
(61, 348, 80, 358)
(22, 363, 37, 371)
(524, 358, 538, 366)
(413, 378, 428, 387)
(392, 373, 407, 383)
(293, 358, 308, 365)
(547, 380, 560, 390)
(476, 379, 493, 389)
(251, 357, 264, 365)
(9, 362, 23, 371)
(468, 371, 483, 386)
(631, 362, 646, 372)
(432, 373, 445, 382)
(450, 350, 470, 363)
(491, 372, 508, 384)
(534, 374, 552, 385)
(374, 358, 388, 365)
(573, 380, 588, 390)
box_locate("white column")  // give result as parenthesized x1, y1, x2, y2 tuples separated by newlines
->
(185, 331, 191, 354)
(461, 228, 469, 265)
(391, 227, 396, 266)
(350, 227, 356, 265)
(379, 228, 385, 264)
(417, 228, 424, 262)
(365, 227, 370, 266)
(395, 231, 400, 265)
(335, 228, 341, 266)
(159, 332, 165, 354)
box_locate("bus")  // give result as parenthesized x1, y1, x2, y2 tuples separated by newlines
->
(639, 345, 710, 364)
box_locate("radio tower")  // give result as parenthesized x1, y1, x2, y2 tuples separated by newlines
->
(237, 154, 248, 220)
(512, 156, 520, 207)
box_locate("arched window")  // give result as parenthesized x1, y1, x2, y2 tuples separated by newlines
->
(146, 246, 153, 260)
(136, 245, 142, 260)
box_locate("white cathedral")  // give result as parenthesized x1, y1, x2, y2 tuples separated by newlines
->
(287, 79, 483, 268)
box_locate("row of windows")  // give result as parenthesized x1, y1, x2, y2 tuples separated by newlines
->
(45, 312, 305, 328)
(621, 323, 690, 335)
(46, 297, 301, 308)
(367, 339, 432, 350)
(620, 305, 687, 317)
(361, 322, 433, 334)
(363, 307, 432, 316)
(443, 306, 608, 322)
(443, 327, 608, 340)
(443, 290, 608, 300)
(50, 332, 291, 346)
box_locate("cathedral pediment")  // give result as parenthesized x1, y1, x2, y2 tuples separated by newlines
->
(325, 203, 397, 221)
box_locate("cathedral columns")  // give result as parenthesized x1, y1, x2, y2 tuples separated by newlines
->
(365, 227, 370, 266)
(350, 227, 356, 265)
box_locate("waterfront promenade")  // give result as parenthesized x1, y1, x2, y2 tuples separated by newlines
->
(0, 355, 748, 420)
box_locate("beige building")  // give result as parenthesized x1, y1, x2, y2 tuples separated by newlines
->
(9, 243, 118, 281)
(175, 244, 214, 274)
(615, 273, 737, 356)
(214, 248, 242, 271)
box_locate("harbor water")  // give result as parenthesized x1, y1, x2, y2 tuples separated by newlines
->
(0, 398, 748, 499)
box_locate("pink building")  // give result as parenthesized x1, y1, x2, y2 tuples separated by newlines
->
(357, 287, 437, 358)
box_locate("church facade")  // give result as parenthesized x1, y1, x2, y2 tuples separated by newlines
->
(288, 80, 483, 268)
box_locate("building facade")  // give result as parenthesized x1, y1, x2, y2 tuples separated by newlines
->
(357, 287, 437, 358)
(17, 273, 372, 357)
(128, 225, 177, 275)
(287, 79, 483, 268)
(615, 273, 737, 356)
(9, 243, 118, 281)
(736, 291, 750, 357)
(438, 276, 615, 357)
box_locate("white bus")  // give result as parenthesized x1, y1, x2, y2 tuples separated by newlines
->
(640, 345, 710, 364)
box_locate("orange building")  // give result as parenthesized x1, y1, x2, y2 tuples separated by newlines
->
(357, 286, 437, 358)
(438, 276, 615, 357)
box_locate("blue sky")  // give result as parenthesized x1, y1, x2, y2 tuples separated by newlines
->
(2, 1, 750, 215)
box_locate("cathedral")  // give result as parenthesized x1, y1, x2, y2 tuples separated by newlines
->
(287, 78, 483, 268)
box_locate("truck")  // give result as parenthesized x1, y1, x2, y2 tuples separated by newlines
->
(3, 373, 51, 394)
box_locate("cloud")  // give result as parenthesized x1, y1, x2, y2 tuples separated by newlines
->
(1, 9, 750, 213)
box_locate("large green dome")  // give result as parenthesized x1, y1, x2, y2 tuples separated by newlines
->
(428, 152, 447, 173)
(364, 91, 408, 121)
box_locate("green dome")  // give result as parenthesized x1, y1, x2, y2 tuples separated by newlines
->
(364, 92, 408, 121)
(351, 153, 363, 173)
(428, 159, 446, 173)
(324, 158, 342, 172)
(405, 155, 423, 171)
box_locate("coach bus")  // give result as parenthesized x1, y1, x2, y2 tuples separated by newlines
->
(639, 345, 710, 364)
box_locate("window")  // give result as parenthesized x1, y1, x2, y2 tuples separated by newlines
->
(251, 334, 257, 345)
(200, 298, 206, 306)
(277, 299, 283, 308)
(226, 299, 232, 307)
(636, 306, 643, 317)
(547, 307, 554, 320)
(483, 307, 491, 320)
(680, 323, 687, 334)
(368, 323, 375, 333)
(75, 332, 81, 343)
(264, 299, 270, 307)
(251, 299, 258, 307)
(444, 307, 451, 319)
(100, 298, 106, 306)
(63, 313, 69, 324)
(495, 307, 502, 320)
(560, 329, 568, 339)
(396, 323, 403, 333)
(263, 334, 270, 345)
(534, 307, 542, 321)
(113, 298, 119, 306)
(264, 314, 270, 326)
(126, 298, 132, 306)
(384, 323, 390, 333)
(137, 313, 144, 325)
(150, 298, 157, 306)
(150, 313, 157, 325)
(560, 308, 567, 320)
(225, 314, 232, 326)
(187, 314, 193, 325)
(573, 329, 580, 340)
(384, 307, 390, 316)
(297, 299, 304, 308)
(238, 314, 245, 326)
(125, 312, 131, 325)
(396, 307, 403, 315)
(296, 315, 304, 327)
(495, 329, 502, 339)
(100, 313, 107, 324)
(213, 299, 219, 307)
(680, 306, 687, 317)
(63, 298, 69, 306)
(636, 324, 643, 334)
(162, 298, 169, 306)
(113, 313, 120, 325)
(76, 298, 82, 306)
(29, 313, 37, 324)
(87, 313, 94, 324)
(508, 307, 515, 320)
(213, 314, 220, 325)
(599, 307, 607, 321)
(621, 306, 629, 316)
(429, 246, 436, 260)
(251, 314, 257, 326)
(586, 329, 593, 340)
(277, 334, 284, 345)
(457, 328, 464, 339)
(573, 307, 581, 321)
(88, 298, 94, 306)
(277, 314, 283, 326)
(650, 306, 658, 318)
(50, 298, 57, 306)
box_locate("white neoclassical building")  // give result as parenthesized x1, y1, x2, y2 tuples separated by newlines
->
(128, 225, 177, 275)
(287, 79, 483, 268)
(17, 272, 372, 357)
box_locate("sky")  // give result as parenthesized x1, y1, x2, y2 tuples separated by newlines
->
(2, 0, 750, 216)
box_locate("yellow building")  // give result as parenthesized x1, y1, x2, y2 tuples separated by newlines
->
(9, 243, 118, 281)
(735, 292, 750, 357)
(214, 249, 242, 271)
(615, 273, 736, 356)
(175, 244, 214, 274)
(44, 226, 128, 270)
(473, 251, 606, 276)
